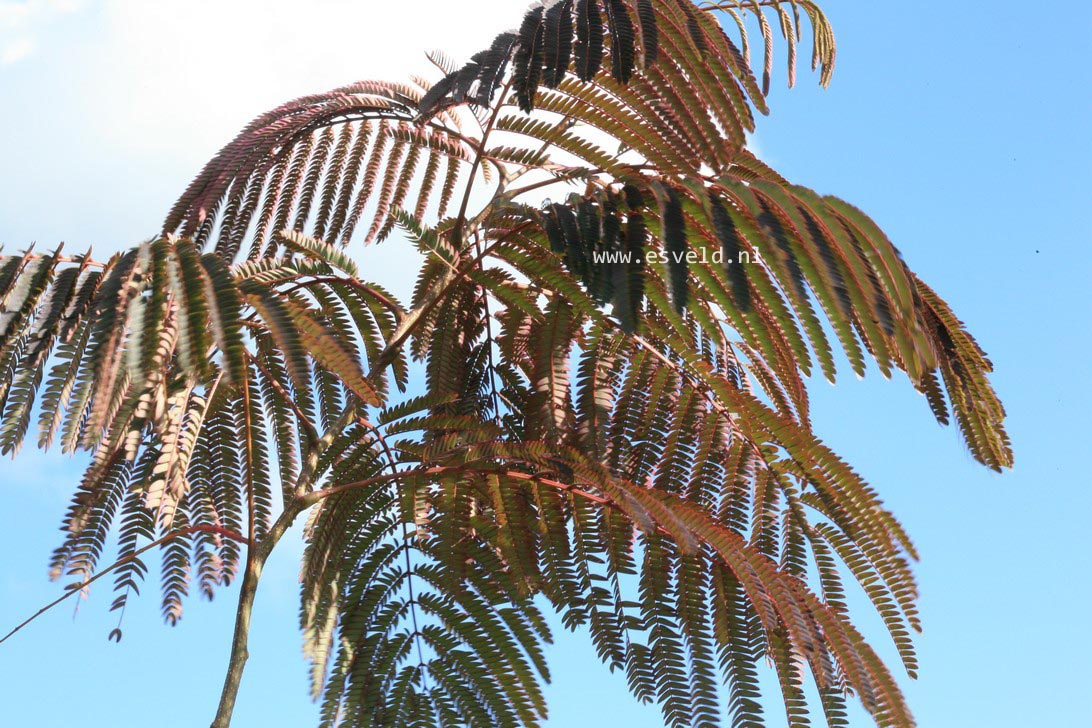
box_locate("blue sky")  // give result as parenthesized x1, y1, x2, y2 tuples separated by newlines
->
(1, 1, 1089, 726)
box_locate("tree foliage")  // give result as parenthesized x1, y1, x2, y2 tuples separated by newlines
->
(0, 2, 1010, 726)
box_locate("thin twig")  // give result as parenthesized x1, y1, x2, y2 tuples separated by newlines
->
(0, 524, 248, 646)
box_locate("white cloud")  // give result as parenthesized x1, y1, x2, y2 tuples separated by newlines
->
(0, 0, 531, 250)
(0, 0, 84, 26)
(82, 0, 525, 159)
(0, 35, 31, 63)
(0, 0, 85, 65)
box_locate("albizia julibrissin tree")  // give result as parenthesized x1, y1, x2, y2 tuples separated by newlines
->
(0, 1, 1010, 726)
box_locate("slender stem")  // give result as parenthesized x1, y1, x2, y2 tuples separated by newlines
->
(504, 169, 593, 201)
(209, 499, 304, 727)
(9, 249, 108, 269)
(454, 79, 512, 244)
(210, 550, 263, 728)
(0, 524, 247, 646)
(301, 465, 610, 509)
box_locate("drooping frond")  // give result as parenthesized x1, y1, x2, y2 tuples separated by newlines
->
(700, 0, 837, 90)
(419, 0, 836, 122)
(301, 392, 918, 727)
(495, 176, 1012, 471)
(0, 235, 396, 624)
(300, 410, 553, 727)
(419, 0, 663, 119)
(474, 256, 927, 721)
(422, 0, 767, 146)
(163, 82, 476, 259)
